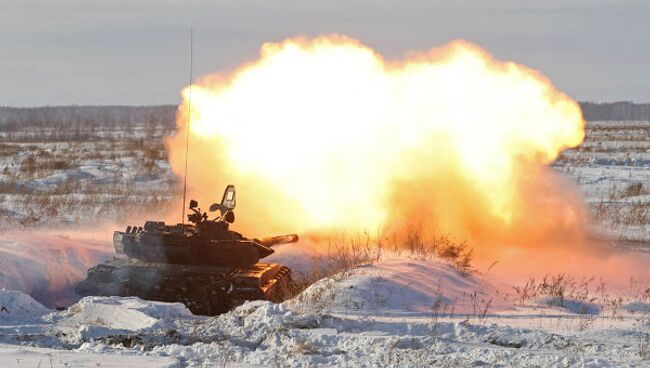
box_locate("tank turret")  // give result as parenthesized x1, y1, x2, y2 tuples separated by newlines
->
(77, 185, 298, 315)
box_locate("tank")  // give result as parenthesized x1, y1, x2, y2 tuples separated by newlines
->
(76, 185, 299, 315)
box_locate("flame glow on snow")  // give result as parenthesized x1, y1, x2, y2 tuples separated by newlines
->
(167, 35, 584, 243)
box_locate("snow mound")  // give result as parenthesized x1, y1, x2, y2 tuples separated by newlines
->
(0, 289, 50, 318)
(287, 258, 505, 315)
(537, 296, 601, 315)
(622, 302, 650, 314)
(48, 296, 196, 340)
(194, 300, 320, 345)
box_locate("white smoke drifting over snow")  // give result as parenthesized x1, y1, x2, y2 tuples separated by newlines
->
(0, 230, 114, 308)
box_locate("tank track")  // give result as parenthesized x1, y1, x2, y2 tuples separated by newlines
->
(76, 259, 292, 315)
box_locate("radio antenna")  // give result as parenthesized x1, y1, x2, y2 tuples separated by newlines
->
(181, 27, 193, 224)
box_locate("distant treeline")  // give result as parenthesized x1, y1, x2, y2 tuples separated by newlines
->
(0, 105, 177, 129)
(579, 102, 650, 121)
(1, 102, 649, 127)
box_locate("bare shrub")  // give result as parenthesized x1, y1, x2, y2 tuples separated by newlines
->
(0, 143, 20, 155)
(291, 339, 318, 355)
(19, 212, 40, 226)
(624, 182, 646, 197)
(470, 291, 492, 323)
(591, 197, 650, 227)
(539, 274, 571, 306)
(640, 333, 650, 360)
(438, 240, 474, 275)
(144, 144, 166, 161)
(21, 154, 37, 176)
(38, 157, 73, 171)
(404, 226, 429, 256)
(290, 231, 383, 297)
(513, 274, 576, 307)
(397, 226, 475, 274)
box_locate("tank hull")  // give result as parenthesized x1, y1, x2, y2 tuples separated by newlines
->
(76, 259, 292, 315)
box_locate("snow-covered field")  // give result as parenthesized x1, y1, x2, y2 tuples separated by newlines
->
(556, 121, 650, 247)
(2, 257, 650, 367)
(0, 121, 177, 228)
(2, 120, 650, 366)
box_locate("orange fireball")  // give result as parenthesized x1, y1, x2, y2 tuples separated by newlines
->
(167, 35, 585, 244)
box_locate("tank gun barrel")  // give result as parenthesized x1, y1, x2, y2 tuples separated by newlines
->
(255, 234, 299, 247)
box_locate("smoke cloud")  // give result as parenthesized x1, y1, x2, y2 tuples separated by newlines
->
(166, 35, 585, 248)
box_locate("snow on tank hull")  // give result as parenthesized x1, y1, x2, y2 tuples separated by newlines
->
(76, 258, 292, 316)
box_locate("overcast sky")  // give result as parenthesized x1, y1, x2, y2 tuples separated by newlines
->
(1, 1, 649, 106)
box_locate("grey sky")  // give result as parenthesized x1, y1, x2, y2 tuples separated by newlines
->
(1, 1, 649, 106)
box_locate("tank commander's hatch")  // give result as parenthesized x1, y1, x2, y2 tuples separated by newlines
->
(210, 184, 236, 218)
